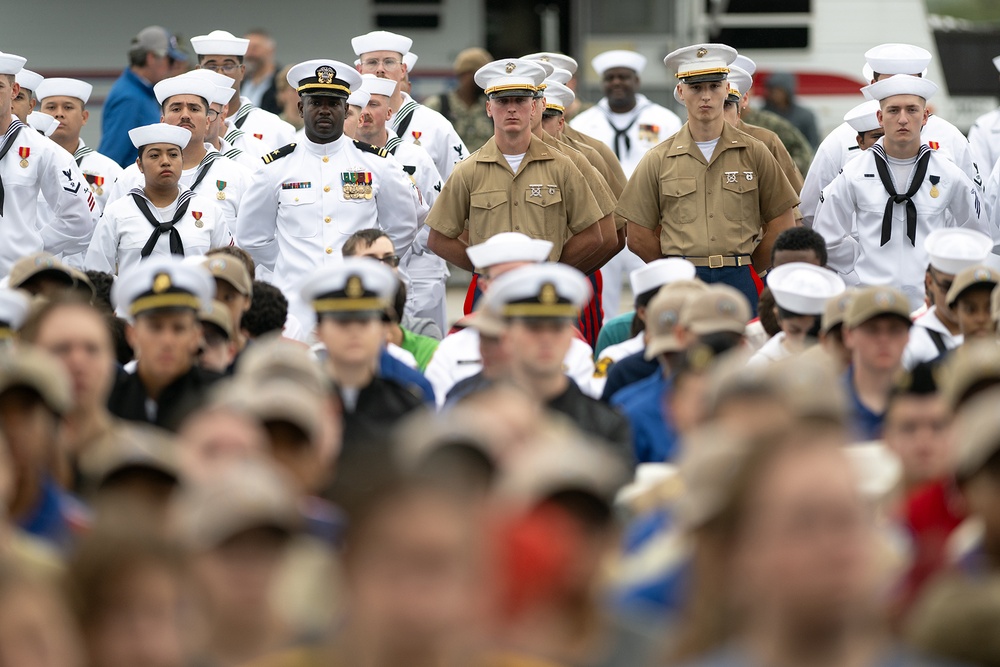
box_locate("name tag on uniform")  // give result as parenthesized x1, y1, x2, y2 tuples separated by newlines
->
(281, 181, 312, 190)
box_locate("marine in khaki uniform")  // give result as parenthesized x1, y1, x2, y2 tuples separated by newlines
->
(619, 44, 798, 311)
(426, 59, 606, 275)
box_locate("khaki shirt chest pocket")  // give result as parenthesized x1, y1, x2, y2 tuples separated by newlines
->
(522, 186, 564, 240)
(469, 190, 509, 242)
(722, 176, 759, 221)
(277, 187, 319, 239)
(661, 177, 698, 224)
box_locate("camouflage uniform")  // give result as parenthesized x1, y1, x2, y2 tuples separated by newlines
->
(423, 90, 495, 155)
(742, 107, 814, 177)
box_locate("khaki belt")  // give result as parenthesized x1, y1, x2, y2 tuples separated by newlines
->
(670, 254, 753, 269)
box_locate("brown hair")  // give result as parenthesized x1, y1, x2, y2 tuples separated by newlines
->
(19, 292, 115, 348)
(342, 228, 389, 257)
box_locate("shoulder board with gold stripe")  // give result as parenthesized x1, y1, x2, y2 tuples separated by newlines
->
(353, 139, 388, 158)
(262, 143, 297, 165)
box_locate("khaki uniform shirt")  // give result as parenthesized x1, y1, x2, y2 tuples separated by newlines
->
(562, 123, 628, 192)
(425, 134, 604, 260)
(616, 122, 799, 258)
(562, 131, 624, 197)
(539, 130, 616, 218)
(737, 119, 804, 193)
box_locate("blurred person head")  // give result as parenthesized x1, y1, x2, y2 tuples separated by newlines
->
(9, 252, 76, 298)
(883, 363, 952, 491)
(642, 279, 708, 373)
(767, 263, 845, 353)
(452, 47, 493, 99)
(12, 68, 40, 123)
(340, 473, 484, 665)
(342, 228, 400, 271)
(676, 284, 751, 357)
(242, 29, 275, 78)
(818, 290, 855, 371)
(20, 294, 116, 425)
(87, 425, 181, 518)
(445, 384, 545, 468)
(952, 387, 1000, 566)
(129, 26, 185, 85)
(241, 280, 288, 340)
(0, 564, 84, 667)
(176, 460, 298, 664)
(625, 258, 697, 338)
(842, 286, 911, 375)
(905, 572, 1000, 666)
(765, 71, 797, 111)
(672, 423, 874, 661)
(67, 523, 192, 667)
(771, 226, 827, 268)
(177, 395, 268, 483)
(668, 345, 718, 437)
(202, 251, 252, 348)
(0, 346, 71, 521)
(844, 99, 884, 151)
(946, 265, 998, 341)
(274, 65, 303, 129)
(591, 50, 645, 112)
(197, 299, 236, 373)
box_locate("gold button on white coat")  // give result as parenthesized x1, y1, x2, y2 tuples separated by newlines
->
(322, 156, 329, 163)
(324, 185, 331, 192)
(324, 216, 331, 223)
(325, 247, 333, 254)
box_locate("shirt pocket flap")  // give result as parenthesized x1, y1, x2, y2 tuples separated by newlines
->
(470, 190, 508, 211)
(662, 177, 698, 198)
(524, 187, 563, 208)
(278, 187, 318, 205)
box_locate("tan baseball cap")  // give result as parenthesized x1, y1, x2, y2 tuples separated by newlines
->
(199, 299, 234, 339)
(8, 253, 76, 291)
(954, 386, 1000, 480)
(89, 424, 181, 489)
(236, 334, 329, 394)
(991, 284, 1000, 324)
(679, 284, 751, 336)
(204, 254, 252, 296)
(843, 285, 911, 329)
(245, 379, 322, 442)
(938, 340, 1000, 410)
(0, 345, 72, 415)
(675, 424, 752, 530)
(173, 460, 300, 551)
(946, 265, 999, 308)
(454, 47, 493, 74)
(644, 280, 707, 360)
(821, 288, 855, 334)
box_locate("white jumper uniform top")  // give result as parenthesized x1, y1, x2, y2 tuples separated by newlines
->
(801, 115, 984, 228)
(0, 119, 96, 276)
(225, 96, 297, 151)
(84, 187, 232, 276)
(813, 138, 989, 310)
(902, 306, 961, 369)
(390, 92, 469, 181)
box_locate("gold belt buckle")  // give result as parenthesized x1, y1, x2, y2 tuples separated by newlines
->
(708, 254, 724, 269)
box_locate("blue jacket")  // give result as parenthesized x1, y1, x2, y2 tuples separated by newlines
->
(379, 348, 435, 405)
(611, 372, 678, 463)
(99, 68, 162, 167)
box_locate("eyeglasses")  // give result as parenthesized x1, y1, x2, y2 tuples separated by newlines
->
(375, 254, 400, 268)
(362, 57, 401, 70)
(929, 269, 953, 295)
(200, 63, 241, 74)
(206, 109, 220, 120)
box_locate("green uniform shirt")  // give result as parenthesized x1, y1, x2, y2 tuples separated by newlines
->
(401, 327, 440, 372)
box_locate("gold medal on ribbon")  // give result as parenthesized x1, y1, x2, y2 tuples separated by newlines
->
(18, 147, 29, 168)
(929, 175, 940, 199)
(930, 185, 939, 198)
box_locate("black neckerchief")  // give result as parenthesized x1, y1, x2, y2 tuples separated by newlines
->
(0, 119, 25, 216)
(129, 187, 197, 258)
(871, 143, 932, 246)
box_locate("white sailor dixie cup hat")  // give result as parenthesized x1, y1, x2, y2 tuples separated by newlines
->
(300, 258, 398, 319)
(351, 30, 413, 58)
(864, 43, 932, 76)
(924, 229, 993, 275)
(465, 232, 554, 270)
(474, 59, 547, 98)
(523, 52, 578, 75)
(727, 65, 753, 100)
(154, 75, 219, 106)
(359, 73, 397, 98)
(0, 51, 26, 76)
(484, 262, 592, 320)
(128, 123, 192, 150)
(28, 112, 58, 137)
(629, 258, 697, 298)
(286, 60, 362, 99)
(0, 289, 30, 337)
(35, 78, 93, 105)
(767, 263, 847, 316)
(591, 50, 647, 77)
(346, 89, 371, 109)
(15, 68, 42, 92)
(540, 81, 574, 113)
(403, 52, 418, 72)
(844, 99, 882, 133)
(862, 74, 938, 102)
(112, 256, 215, 320)
(190, 30, 249, 57)
(180, 69, 234, 106)
(664, 43, 737, 84)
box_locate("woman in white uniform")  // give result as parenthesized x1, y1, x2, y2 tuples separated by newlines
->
(84, 123, 232, 275)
